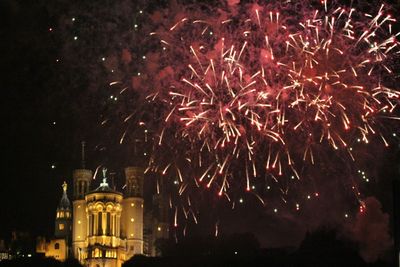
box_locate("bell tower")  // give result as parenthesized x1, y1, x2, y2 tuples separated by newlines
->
(55, 182, 72, 240)
(121, 166, 144, 258)
(72, 141, 92, 262)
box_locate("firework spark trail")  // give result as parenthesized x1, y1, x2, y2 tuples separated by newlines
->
(128, 0, 400, 228)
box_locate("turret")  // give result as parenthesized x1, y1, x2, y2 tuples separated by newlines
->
(121, 166, 144, 258)
(73, 142, 91, 200)
(72, 142, 92, 262)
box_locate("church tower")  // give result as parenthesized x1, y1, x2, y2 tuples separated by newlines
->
(72, 142, 92, 261)
(55, 182, 72, 240)
(121, 167, 144, 258)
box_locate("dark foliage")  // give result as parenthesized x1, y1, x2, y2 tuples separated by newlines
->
(122, 230, 392, 267)
(0, 256, 83, 267)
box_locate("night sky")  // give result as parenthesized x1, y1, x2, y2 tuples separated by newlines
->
(1, 0, 400, 261)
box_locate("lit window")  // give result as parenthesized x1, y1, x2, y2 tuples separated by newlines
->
(59, 224, 64, 230)
(94, 248, 100, 258)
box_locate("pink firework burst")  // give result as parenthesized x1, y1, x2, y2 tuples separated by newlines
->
(121, 0, 400, 222)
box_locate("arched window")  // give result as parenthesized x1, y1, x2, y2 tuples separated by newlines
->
(94, 248, 100, 258)
(55, 243, 60, 250)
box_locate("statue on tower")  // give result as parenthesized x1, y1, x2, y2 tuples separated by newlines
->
(62, 181, 67, 193)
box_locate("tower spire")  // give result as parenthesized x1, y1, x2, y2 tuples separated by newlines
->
(81, 141, 86, 169)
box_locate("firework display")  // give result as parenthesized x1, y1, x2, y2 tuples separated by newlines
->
(68, 0, 400, 234)
(125, 0, 398, 214)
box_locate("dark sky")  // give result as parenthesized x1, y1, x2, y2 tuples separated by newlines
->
(0, 0, 399, 257)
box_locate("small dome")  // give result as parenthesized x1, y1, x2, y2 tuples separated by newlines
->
(89, 168, 121, 195)
(91, 178, 121, 195)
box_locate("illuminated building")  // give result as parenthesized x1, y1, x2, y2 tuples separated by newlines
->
(0, 240, 11, 261)
(71, 166, 146, 267)
(37, 143, 169, 266)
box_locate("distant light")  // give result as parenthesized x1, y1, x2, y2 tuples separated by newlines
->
(144, 153, 147, 156)
(393, 133, 397, 137)
(210, 31, 213, 35)
(101, 57, 105, 61)
(307, 195, 311, 199)
(131, 218, 134, 222)
(78, 220, 81, 224)
(234, 251, 238, 255)
(291, 176, 295, 179)
(53, 121, 56, 125)
(251, 185, 255, 190)
(51, 164, 56, 169)
(72, 17, 76, 22)
(142, 56, 146, 59)
(74, 36, 78, 40)
(139, 10, 143, 14)
(49, 27, 53, 32)
(174, 180, 179, 185)
(266, 186, 271, 190)
(157, 226, 161, 231)
(27, 254, 32, 257)
(344, 214, 349, 218)
(110, 95, 114, 99)
(134, 24, 138, 28)
(137, 72, 141, 76)
(163, 47, 166, 51)
(274, 208, 278, 213)
(239, 198, 243, 203)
